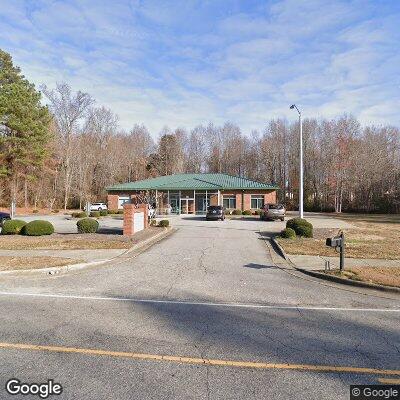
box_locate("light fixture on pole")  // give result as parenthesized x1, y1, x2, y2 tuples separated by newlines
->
(290, 104, 304, 219)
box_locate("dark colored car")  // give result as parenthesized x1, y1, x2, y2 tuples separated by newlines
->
(206, 205, 225, 221)
(0, 212, 11, 226)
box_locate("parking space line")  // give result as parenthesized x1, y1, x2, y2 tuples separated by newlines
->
(0, 291, 399, 312)
(0, 341, 399, 376)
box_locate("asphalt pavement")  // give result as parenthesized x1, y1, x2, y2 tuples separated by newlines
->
(0, 216, 399, 399)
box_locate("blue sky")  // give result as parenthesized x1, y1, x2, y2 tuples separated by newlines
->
(1, 0, 399, 135)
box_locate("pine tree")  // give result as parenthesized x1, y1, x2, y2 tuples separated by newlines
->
(0, 49, 52, 204)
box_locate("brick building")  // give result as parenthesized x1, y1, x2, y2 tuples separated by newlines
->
(106, 173, 278, 215)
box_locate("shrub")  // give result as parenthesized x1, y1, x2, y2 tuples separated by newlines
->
(90, 211, 101, 218)
(77, 218, 99, 233)
(242, 209, 252, 215)
(286, 218, 313, 238)
(32, 209, 39, 213)
(100, 210, 108, 217)
(296, 224, 313, 238)
(108, 209, 118, 214)
(117, 210, 124, 214)
(253, 210, 262, 215)
(52, 209, 59, 213)
(232, 209, 242, 215)
(72, 212, 87, 218)
(150, 219, 157, 226)
(22, 220, 54, 236)
(1, 219, 27, 235)
(158, 219, 170, 227)
(280, 227, 296, 239)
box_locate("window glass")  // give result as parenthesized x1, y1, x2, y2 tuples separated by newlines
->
(223, 196, 236, 209)
(250, 195, 264, 209)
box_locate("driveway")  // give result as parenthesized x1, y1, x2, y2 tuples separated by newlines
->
(0, 217, 399, 399)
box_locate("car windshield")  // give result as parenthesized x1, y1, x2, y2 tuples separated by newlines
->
(268, 204, 284, 210)
(208, 206, 222, 211)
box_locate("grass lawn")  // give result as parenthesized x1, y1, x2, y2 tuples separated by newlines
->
(276, 213, 400, 260)
(0, 256, 80, 271)
(326, 266, 400, 288)
(0, 227, 164, 250)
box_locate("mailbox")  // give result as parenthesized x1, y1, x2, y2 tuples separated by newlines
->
(326, 236, 342, 248)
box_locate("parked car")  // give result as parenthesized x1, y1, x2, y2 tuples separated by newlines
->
(206, 205, 225, 221)
(0, 212, 11, 226)
(84, 202, 108, 211)
(260, 204, 286, 221)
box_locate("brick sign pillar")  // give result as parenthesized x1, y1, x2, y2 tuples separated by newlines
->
(123, 204, 149, 236)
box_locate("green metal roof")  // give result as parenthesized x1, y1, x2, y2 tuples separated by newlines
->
(107, 174, 278, 191)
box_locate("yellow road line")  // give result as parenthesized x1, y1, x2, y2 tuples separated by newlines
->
(378, 378, 400, 384)
(0, 341, 399, 376)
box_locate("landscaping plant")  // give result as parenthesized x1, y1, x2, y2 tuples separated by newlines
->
(90, 211, 101, 218)
(22, 220, 54, 236)
(242, 210, 252, 215)
(158, 220, 170, 227)
(232, 209, 242, 215)
(77, 218, 99, 233)
(286, 218, 313, 238)
(1, 219, 27, 235)
(280, 227, 296, 239)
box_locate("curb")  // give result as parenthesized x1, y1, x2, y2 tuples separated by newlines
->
(270, 236, 400, 294)
(296, 268, 400, 294)
(0, 227, 176, 277)
(270, 236, 290, 261)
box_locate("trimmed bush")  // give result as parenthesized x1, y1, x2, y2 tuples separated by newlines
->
(296, 224, 313, 238)
(32, 209, 39, 213)
(253, 210, 262, 215)
(77, 218, 99, 233)
(100, 210, 108, 217)
(52, 209, 60, 213)
(158, 219, 170, 227)
(117, 210, 124, 214)
(280, 227, 296, 239)
(232, 209, 242, 215)
(1, 219, 27, 235)
(108, 209, 118, 214)
(150, 219, 157, 226)
(72, 212, 87, 218)
(90, 211, 101, 218)
(286, 218, 313, 238)
(22, 220, 54, 236)
(242, 209, 252, 215)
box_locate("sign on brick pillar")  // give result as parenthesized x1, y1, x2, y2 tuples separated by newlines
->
(123, 203, 148, 235)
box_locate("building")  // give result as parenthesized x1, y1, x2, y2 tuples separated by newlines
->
(106, 173, 278, 215)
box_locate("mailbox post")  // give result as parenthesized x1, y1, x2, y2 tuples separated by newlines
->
(326, 231, 345, 271)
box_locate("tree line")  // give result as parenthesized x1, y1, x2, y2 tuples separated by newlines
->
(1, 49, 399, 213)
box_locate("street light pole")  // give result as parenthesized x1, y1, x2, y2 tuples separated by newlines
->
(290, 104, 304, 219)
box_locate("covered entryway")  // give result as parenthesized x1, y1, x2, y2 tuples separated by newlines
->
(180, 197, 195, 214)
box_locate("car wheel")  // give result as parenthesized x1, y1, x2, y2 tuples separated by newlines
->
(280, 217, 284, 221)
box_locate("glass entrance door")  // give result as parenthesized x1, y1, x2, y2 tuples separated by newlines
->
(180, 198, 195, 214)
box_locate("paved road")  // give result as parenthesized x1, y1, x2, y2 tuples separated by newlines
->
(0, 217, 399, 399)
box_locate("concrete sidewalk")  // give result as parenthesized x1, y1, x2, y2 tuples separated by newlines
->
(288, 254, 400, 271)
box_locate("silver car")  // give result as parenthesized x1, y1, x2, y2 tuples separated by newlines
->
(260, 204, 286, 221)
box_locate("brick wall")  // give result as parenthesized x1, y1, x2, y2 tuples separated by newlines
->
(107, 194, 119, 211)
(123, 203, 148, 236)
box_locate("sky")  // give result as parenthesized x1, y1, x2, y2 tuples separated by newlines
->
(0, 0, 399, 135)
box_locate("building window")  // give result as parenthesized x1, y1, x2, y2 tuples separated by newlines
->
(223, 196, 236, 209)
(250, 195, 264, 209)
